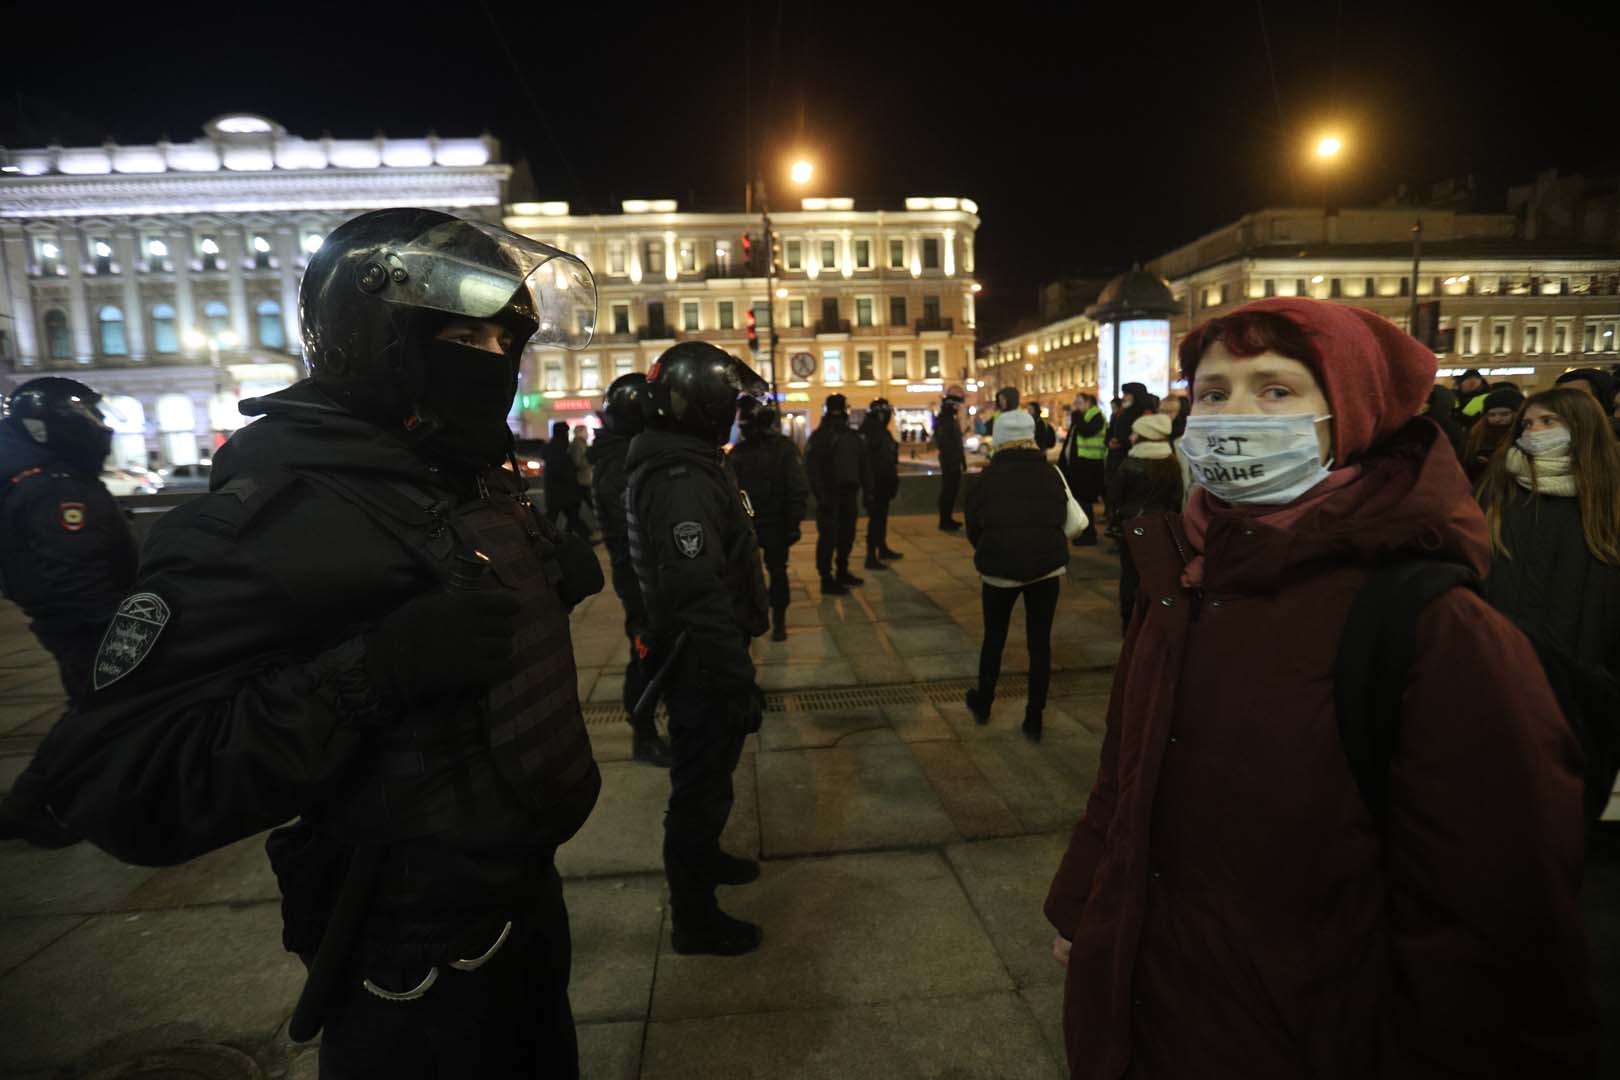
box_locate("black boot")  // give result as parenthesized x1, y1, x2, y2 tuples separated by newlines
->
(711, 851, 762, 885)
(878, 547, 904, 560)
(964, 688, 992, 725)
(770, 606, 788, 642)
(673, 907, 763, 957)
(821, 575, 849, 596)
(863, 553, 889, 571)
(1022, 709, 1044, 743)
(631, 725, 673, 768)
(835, 570, 865, 587)
(0, 793, 80, 849)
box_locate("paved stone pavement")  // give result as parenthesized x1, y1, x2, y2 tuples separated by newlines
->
(0, 513, 1123, 1079)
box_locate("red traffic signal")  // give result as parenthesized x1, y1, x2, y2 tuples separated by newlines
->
(745, 308, 759, 352)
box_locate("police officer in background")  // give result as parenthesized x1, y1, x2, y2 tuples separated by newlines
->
(0, 377, 137, 847)
(627, 342, 771, 956)
(934, 385, 967, 531)
(728, 395, 809, 641)
(34, 209, 605, 1077)
(859, 398, 904, 570)
(588, 372, 672, 766)
(805, 394, 873, 595)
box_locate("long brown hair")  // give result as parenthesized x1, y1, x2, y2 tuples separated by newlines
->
(1479, 387, 1620, 565)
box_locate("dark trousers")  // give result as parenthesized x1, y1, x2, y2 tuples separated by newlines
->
(319, 866, 577, 1079)
(977, 576, 1061, 714)
(939, 466, 963, 525)
(663, 684, 747, 917)
(760, 539, 792, 610)
(815, 487, 859, 577)
(866, 497, 892, 555)
(1066, 458, 1104, 541)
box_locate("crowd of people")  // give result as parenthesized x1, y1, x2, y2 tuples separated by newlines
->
(2, 200, 1619, 1077)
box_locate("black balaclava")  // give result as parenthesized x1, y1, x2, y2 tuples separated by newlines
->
(416, 336, 521, 468)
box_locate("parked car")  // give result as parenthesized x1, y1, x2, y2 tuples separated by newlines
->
(513, 438, 547, 483)
(101, 467, 162, 496)
(156, 461, 212, 492)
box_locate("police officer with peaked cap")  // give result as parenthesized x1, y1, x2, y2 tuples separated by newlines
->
(0, 376, 137, 847)
(626, 341, 771, 955)
(33, 208, 606, 1077)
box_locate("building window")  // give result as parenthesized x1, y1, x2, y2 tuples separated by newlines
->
(1219, 283, 1232, 305)
(788, 300, 806, 328)
(820, 239, 837, 271)
(251, 234, 273, 269)
(543, 360, 564, 391)
(717, 300, 735, 331)
(1329, 278, 1342, 298)
(1263, 278, 1277, 298)
(1524, 323, 1541, 354)
(1583, 322, 1598, 353)
(856, 297, 874, 327)
(1491, 323, 1508, 355)
(922, 237, 941, 270)
(681, 301, 700, 332)
(579, 355, 601, 390)
(823, 348, 843, 383)
(257, 300, 286, 349)
(90, 238, 114, 275)
(890, 348, 908, 381)
(889, 296, 907, 326)
(645, 301, 666, 336)
(203, 301, 230, 338)
(857, 349, 875, 381)
(98, 306, 128, 356)
(678, 241, 697, 274)
(888, 238, 906, 269)
(714, 241, 732, 275)
(1364, 277, 1376, 297)
(645, 241, 666, 277)
(1398, 277, 1410, 297)
(923, 296, 941, 326)
(44, 309, 71, 360)
(608, 243, 627, 275)
(152, 304, 179, 354)
(1600, 320, 1619, 352)
(785, 240, 803, 271)
(198, 236, 223, 271)
(1554, 322, 1570, 354)
(1460, 323, 1477, 356)
(612, 303, 631, 335)
(143, 236, 171, 272)
(855, 239, 873, 269)
(613, 354, 635, 378)
(924, 348, 941, 378)
(33, 236, 62, 276)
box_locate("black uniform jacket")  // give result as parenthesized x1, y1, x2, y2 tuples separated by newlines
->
(859, 421, 901, 503)
(625, 429, 769, 696)
(728, 431, 810, 537)
(805, 422, 872, 502)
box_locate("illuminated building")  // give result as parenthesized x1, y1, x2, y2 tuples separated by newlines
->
(0, 114, 507, 466)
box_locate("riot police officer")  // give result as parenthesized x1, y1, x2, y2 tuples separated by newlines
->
(858, 398, 903, 570)
(34, 208, 605, 1077)
(0, 376, 137, 847)
(588, 372, 672, 766)
(728, 396, 809, 641)
(626, 342, 770, 956)
(935, 386, 968, 531)
(805, 394, 873, 595)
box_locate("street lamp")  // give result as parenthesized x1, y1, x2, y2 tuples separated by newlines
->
(1315, 134, 1343, 160)
(790, 159, 814, 186)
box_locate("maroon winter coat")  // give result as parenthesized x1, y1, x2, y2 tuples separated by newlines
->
(1044, 422, 1595, 1079)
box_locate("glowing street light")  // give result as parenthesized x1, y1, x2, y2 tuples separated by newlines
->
(1315, 134, 1343, 160)
(183, 329, 208, 351)
(217, 331, 240, 349)
(790, 159, 814, 186)
(1024, 362, 1035, 372)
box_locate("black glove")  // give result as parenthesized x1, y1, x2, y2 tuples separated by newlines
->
(364, 588, 521, 710)
(727, 684, 767, 735)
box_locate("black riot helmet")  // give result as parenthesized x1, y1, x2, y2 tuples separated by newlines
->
(737, 394, 780, 440)
(2, 376, 115, 474)
(299, 208, 597, 425)
(823, 393, 849, 416)
(643, 342, 767, 446)
(599, 372, 647, 437)
(867, 397, 893, 426)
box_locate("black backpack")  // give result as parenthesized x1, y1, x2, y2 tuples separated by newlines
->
(1334, 560, 1620, 825)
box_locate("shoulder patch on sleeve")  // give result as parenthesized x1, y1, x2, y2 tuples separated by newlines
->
(59, 501, 87, 532)
(93, 592, 172, 690)
(673, 521, 704, 558)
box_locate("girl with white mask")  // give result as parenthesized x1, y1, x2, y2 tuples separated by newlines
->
(1043, 298, 1594, 1080)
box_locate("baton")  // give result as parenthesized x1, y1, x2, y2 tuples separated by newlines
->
(288, 841, 384, 1042)
(631, 631, 688, 726)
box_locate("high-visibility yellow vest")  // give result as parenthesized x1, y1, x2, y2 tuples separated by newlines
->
(1075, 407, 1106, 460)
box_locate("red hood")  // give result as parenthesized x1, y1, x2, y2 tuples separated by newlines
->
(1199, 419, 1489, 595)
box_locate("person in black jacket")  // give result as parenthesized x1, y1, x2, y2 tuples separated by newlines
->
(543, 419, 590, 540)
(859, 398, 904, 569)
(627, 342, 771, 957)
(1103, 382, 1148, 535)
(963, 408, 1082, 742)
(1423, 385, 1468, 463)
(935, 386, 968, 531)
(1464, 387, 1523, 487)
(1112, 413, 1184, 632)
(805, 394, 873, 594)
(1028, 401, 1058, 450)
(0, 376, 137, 848)
(588, 373, 672, 767)
(32, 209, 607, 1077)
(729, 396, 809, 640)
(1058, 392, 1107, 547)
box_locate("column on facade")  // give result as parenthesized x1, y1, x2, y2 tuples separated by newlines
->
(61, 228, 94, 361)
(222, 226, 250, 347)
(943, 227, 956, 277)
(169, 226, 196, 345)
(114, 229, 147, 360)
(841, 229, 853, 279)
(274, 226, 302, 352)
(1, 229, 40, 364)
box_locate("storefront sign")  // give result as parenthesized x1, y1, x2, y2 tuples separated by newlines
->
(551, 398, 597, 412)
(905, 382, 945, 394)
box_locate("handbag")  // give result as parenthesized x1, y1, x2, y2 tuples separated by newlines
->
(1054, 464, 1089, 539)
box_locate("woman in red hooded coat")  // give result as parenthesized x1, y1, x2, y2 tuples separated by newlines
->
(1044, 297, 1595, 1079)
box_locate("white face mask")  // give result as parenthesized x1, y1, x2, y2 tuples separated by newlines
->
(1180, 413, 1334, 506)
(1517, 427, 1571, 458)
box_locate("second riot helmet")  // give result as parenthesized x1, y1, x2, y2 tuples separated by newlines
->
(599, 372, 648, 437)
(643, 342, 767, 446)
(2, 376, 115, 474)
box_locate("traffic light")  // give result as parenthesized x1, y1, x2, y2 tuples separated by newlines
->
(740, 233, 753, 270)
(745, 308, 759, 352)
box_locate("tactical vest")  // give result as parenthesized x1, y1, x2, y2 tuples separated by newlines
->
(302, 469, 601, 853)
(1075, 407, 1107, 460)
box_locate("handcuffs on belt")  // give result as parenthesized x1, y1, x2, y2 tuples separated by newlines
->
(360, 919, 513, 1002)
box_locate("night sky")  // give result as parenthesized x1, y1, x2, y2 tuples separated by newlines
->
(5, 1, 1619, 342)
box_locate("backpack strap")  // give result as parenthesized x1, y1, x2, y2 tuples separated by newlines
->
(1334, 560, 1481, 823)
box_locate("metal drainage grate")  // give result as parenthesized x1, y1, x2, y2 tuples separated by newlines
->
(580, 669, 1106, 725)
(83, 1043, 263, 1079)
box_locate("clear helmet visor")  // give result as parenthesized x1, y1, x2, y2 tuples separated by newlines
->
(382, 219, 597, 350)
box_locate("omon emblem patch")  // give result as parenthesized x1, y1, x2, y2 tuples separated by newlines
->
(673, 521, 704, 559)
(93, 592, 172, 690)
